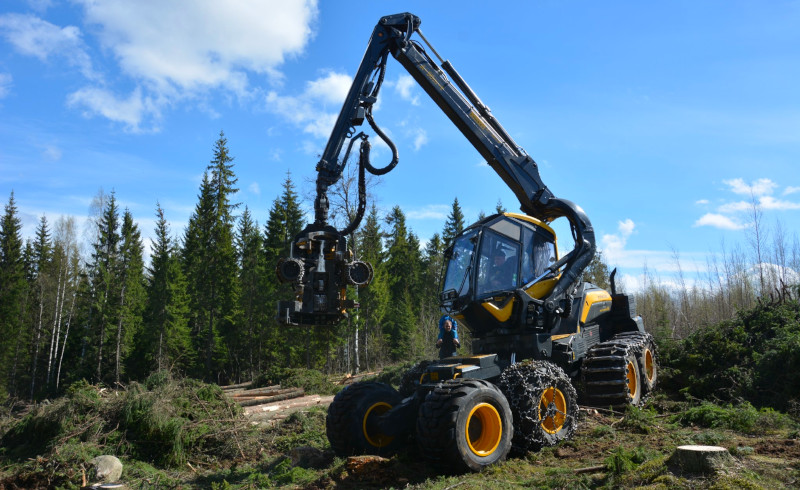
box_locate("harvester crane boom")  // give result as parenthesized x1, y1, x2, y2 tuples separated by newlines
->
(279, 12, 595, 324)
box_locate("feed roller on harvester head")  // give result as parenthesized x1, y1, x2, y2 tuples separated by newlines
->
(273, 12, 659, 472)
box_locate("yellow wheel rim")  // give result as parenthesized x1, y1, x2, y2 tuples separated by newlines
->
(644, 349, 655, 383)
(466, 403, 502, 457)
(539, 387, 567, 434)
(362, 402, 394, 448)
(626, 360, 638, 399)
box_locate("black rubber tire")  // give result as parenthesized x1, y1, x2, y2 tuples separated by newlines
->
(612, 331, 658, 396)
(498, 360, 579, 453)
(398, 360, 432, 398)
(624, 352, 642, 406)
(416, 379, 513, 473)
(326, 381, 404, 457)
(581, 336, 644, 407)
(637, 334, 658, 394)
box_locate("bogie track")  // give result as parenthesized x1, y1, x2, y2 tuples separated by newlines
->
(581, 331, 657, 407)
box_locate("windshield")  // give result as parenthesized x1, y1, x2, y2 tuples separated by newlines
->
(442, 229, 478, 298)
(476, 230, 521, 297)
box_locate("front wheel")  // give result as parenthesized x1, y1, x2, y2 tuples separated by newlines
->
(326, 381, 404, 457)
(416, 379, 513, 473)
(499, 360, 579, 453)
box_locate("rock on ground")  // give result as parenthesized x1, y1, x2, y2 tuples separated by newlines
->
(89, 455, 123, 483)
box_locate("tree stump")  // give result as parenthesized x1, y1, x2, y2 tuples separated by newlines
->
(668, 445, 734, 474)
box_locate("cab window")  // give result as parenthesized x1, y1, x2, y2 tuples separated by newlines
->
(476, 230, 520, 297)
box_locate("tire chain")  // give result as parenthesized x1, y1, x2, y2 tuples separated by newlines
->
(498, 360, 578, 453)
(611, 331, 658, 399)
(580, 331, 656, 407)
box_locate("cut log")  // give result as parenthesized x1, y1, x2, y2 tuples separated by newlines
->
(244, 394, 335, 422)
(668, 445, 734, 474)
(235, 388, 305, 407)
(225, 384, 281, 395)
(231, 387, 298, 399)
(220, 381, 255, 391)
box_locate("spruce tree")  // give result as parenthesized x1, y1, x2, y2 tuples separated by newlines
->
(582, 250, 611, 291)
(262, 172, 306, 367)
(236, 206, 263, 379)
(183, 133, 241, 381)
(442, 197, 465, 249)
(354, 204, 389, 368)
(0, 192, 27, 398)
(137, 204, 192, 377)
(27, 215, 54, 397)
(384, 206, 418, 359)
(88, 192, 121, 384)
(115, 210, 145, 384)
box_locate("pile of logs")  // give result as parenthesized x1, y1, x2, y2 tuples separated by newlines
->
(221, 381, 334, 426)
(222, 383, 305, 407)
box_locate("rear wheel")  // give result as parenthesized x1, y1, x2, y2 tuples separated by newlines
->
(624, 353, 642, 405)
(416, 379, 513, 472)
(582, 336, 644, 407)
(499, 360, 579, 453)
(638, 335, 658, 393)
(613, 331, 658, 396)
(326, 381, 404, 456)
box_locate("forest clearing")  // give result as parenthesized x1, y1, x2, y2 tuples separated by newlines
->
(1, 298, 799, 488)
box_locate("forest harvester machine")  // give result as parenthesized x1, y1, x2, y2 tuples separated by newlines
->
(274, 13, 658, 472)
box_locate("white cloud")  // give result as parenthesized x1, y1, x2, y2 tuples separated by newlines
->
(412, 128, 428, 151)
(75, 0, 317, 93)
(0, 73, 11, 98)
(68, 86, 157, 131)
(601, 218, 635, 264)
(393, 75, 420, 105)
(759, 196, 800, 211)
(7, 2, 319, 128)
(43, 144, 62, 161)
(717, 200, 750, 214)
(0, 13, 96, 79)
(266, 71, 352, 138)
(406, 204, 450, 220)
(300, 140, 321, 156)
(783, 186, 800, 196)
(248, 182, 260, 195)
(695, 199, 709, 205)
(26, 0, 54, 12)
(306, 72, 351, 103)
(694, 213, 746, 230)
(723, 177, 777, 196)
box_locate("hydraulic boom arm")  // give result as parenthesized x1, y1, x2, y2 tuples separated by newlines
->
(277, 12, 595, 325)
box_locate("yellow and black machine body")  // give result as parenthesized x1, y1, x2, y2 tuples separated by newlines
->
(276, 12, 659, 472)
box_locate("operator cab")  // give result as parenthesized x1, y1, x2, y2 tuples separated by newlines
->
(441, 213, 560, 337)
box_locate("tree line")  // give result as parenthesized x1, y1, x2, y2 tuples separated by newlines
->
(0, 132, 483, 400)
(2, 131, 798, 401)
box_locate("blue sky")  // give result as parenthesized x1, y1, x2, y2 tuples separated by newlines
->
(1, 0, 799, 290)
